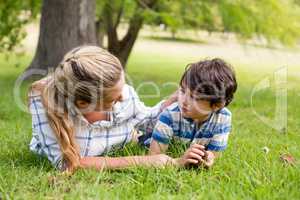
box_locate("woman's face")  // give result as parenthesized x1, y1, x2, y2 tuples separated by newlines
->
(76, 74, 125, 112)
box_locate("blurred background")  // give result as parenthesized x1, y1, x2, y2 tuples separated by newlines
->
(1, 0, 300, 70)
(0, 1, 300, 199)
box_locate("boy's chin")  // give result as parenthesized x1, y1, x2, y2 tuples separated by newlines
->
(182, 110, 210, 121)
(180, 107, 193, 118)
(181, 111, 193, 118)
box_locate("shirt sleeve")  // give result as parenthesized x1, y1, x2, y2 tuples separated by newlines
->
(29, 93, 65, 170)
(206, 113, 232, 151)
(127, 86, 165, 134)
(151, 110, 174, 145)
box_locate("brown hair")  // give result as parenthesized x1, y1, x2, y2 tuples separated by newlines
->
(180, 58, 237, 106)
(30, 46, 123, 172)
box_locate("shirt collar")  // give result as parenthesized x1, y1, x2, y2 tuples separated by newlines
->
(182, 112, 215, 127)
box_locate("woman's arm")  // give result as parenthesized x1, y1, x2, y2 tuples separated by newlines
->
(79, 154, 175, 170)
(79, 144, 218, 171)
(160, 89, 179, 110)
(129, 86, 178, 133)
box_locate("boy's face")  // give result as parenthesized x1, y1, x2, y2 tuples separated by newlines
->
(178, 86, 222, 120)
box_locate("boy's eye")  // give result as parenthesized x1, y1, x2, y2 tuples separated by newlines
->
(190, 95, 199, 101)
(190, 92, 201, 101)
(180, 88, 185, 94)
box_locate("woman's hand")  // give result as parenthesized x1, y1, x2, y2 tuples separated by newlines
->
(161, 89, 179, 110)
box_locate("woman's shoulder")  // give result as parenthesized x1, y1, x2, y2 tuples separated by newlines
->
(28, 95, 46, 115)
(28, 76, 53, 111)
(121, 84, 137, 100)
(29, 76, 52, 95)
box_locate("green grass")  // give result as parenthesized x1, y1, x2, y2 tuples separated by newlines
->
(0, 45, 300, 200)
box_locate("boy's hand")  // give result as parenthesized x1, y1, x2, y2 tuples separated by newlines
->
(201, 151, 216, 168)
(175, 144, 206, 167)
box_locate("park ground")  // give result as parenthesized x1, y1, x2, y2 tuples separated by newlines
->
(0, 26, 300, 199)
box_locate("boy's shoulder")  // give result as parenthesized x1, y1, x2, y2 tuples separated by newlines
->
(212, 107, 232, 125)
(216, 107, 232, 117)
(158, 102, 181, 125)
(160, 103, 232, 125)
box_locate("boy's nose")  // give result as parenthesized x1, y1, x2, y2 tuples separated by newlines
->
(183, 95, 191, 104)
(182, 100, 189, 108)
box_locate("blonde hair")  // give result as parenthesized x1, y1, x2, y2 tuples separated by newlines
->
(30, 46, 123, 171)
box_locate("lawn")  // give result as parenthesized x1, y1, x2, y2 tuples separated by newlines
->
(0, 40, 299, 199)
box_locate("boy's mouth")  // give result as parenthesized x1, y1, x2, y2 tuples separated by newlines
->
(181, 106, 189, 113)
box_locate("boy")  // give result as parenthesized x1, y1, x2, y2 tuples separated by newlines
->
(147, 58, 237, 168)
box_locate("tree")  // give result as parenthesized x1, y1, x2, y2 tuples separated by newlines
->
(142, 0, 300, 45)
(95, 0, 158, 67)
(94, 0, 300, 67)
(1, 0, 300, 70)
(0, 0, 40, 52)
(27, 0, 97, 71)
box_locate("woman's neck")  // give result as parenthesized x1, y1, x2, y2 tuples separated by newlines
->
(83, 111, 110, 123)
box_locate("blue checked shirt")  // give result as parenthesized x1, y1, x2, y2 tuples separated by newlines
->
(151, 103, 232, 151)
(29, 84, 163, 169)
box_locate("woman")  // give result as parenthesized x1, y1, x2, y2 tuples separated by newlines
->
(29, 46, 176, 172)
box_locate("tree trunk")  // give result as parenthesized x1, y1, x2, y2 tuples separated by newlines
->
(96, 19, 105, 47)
(27, 0, 97, 72)
(102, 0, 157, 68)
(107, 12, 144, 68)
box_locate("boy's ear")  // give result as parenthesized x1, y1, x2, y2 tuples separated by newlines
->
(211, 102, 226, 111)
